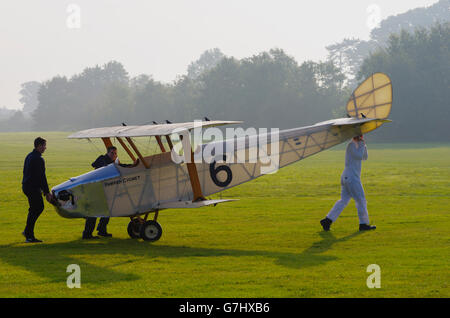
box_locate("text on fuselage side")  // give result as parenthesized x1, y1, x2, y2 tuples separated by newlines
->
(104, 175, 141, 187)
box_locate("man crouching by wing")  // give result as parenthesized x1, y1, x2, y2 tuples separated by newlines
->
(320, 135, 376, 232)
(81, 146, 117, 239)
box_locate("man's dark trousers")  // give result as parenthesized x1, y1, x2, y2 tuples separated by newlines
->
(82, 153, 113, 237)
(83, 217, 110, 236)
(23, 186, 44, 239)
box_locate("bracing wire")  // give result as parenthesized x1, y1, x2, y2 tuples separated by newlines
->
(87, 138, 104, 155)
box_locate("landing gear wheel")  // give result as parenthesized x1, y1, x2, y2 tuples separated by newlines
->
(127, 220, 141, 239)
(140, 220, 162, 242)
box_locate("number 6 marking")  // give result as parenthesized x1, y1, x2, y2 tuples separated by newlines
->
(209, 155, 232, 187)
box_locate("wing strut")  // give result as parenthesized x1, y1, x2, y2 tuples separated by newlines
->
(116, 137, 137, 163)
(125, 137, 150, 169)
(101, 137, 113, 149)
(165, 135, 174, 150)
(155, 136, 166, 152)
(180, 132, 205, 202)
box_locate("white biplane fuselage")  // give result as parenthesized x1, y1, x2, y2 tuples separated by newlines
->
(50, 73, 393, 241)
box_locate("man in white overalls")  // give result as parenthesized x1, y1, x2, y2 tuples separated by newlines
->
(320, 135, 376, 231)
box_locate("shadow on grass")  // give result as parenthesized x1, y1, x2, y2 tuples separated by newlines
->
(0, 239, 141, 286)
(0, 230, 364, 284)
(275, 230, 363, 268)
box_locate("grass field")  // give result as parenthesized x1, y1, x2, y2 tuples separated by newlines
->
(0, 132, 449, 297)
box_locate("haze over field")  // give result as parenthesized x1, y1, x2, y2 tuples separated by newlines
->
(0, 0, 440, 110)
(0, 1, 449, 299)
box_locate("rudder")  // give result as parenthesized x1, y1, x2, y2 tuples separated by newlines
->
(347, 73, 393, 120)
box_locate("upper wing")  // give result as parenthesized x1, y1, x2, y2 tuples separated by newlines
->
(68, 120, 243, 139)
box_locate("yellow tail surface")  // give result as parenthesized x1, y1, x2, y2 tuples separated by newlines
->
(347, 73, 393, 134)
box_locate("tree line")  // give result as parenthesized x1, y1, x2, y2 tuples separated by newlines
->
(1, 23, 448, 142)
(25, 49, 349, 132)
(358, 22, 449, 141)
(326, 0, 449, 86)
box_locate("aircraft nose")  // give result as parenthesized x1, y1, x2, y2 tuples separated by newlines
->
(57, 190, 75, 204)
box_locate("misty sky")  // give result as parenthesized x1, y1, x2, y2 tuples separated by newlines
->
(0, 0, 439, 110)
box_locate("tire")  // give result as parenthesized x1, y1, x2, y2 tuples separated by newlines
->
(140, 220, 162, 242)
(127, 220, 141, 239)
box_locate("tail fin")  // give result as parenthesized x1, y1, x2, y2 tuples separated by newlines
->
(347, 73, 393, 134)
(347, 73, 392, 120)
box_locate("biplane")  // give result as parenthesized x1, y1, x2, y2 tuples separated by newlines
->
(51, 73, 393, 242)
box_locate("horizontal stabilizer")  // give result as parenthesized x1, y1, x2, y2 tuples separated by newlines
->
(314, 117, 390, 127)
(328, 117, 391, 134)
(157, 199, 238, 209)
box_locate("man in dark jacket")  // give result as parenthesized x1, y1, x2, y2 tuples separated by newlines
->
(22, 137, 53, 243)
(82, 146, 117, 239)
